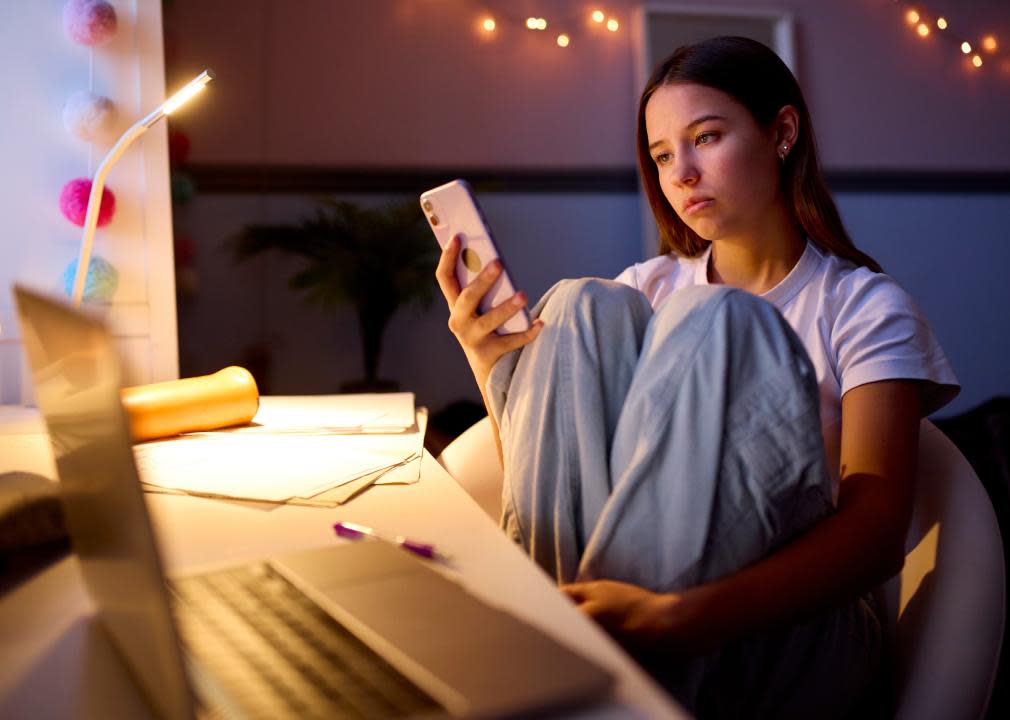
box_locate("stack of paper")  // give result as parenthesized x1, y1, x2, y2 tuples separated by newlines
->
(135, 393, 426, 506)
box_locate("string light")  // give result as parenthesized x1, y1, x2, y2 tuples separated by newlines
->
(894, 3, 1006, 75)
(470, 4, 621, 48)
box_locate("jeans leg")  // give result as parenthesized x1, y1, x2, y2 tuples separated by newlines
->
(486, 278, 652, 583)
(580, 285, 833, 589)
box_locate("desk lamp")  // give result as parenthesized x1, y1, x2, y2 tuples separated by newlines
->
(71, 69, 214, 306)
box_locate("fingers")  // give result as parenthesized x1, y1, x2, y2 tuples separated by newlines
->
(435, 235, 462, 307)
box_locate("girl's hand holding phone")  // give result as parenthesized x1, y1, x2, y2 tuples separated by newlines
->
(435, 235, 543, 387)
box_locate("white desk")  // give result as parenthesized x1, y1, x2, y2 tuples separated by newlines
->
(0, 404, 687, 719)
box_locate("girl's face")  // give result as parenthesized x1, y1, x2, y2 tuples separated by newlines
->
(644, 83, 784, 243)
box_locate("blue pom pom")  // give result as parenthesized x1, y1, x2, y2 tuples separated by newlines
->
(62, 255, 119, 301)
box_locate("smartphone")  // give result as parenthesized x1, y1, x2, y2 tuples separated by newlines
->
(421, 179, 531, 335)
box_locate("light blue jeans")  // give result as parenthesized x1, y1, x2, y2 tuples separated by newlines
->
(486, 279, 881, 719)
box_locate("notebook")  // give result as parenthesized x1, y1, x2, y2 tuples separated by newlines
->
(13, 285, 613, 719)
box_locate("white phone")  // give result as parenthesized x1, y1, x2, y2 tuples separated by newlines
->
(421, 179, 531, 335)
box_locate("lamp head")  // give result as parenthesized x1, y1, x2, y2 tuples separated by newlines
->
(143, 69, 215, 128)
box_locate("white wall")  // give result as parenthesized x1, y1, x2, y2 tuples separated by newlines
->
(0, 0, 177, 404)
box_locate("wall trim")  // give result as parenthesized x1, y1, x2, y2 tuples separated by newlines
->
(184, 164, 1010, 195)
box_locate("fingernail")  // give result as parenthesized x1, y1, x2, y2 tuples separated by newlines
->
(512, 293, 525, 306)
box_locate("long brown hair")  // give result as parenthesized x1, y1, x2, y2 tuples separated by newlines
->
(636, 36, 882, 272)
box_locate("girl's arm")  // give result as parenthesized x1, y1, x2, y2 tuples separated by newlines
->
(563, 379, 921, 655)
(434, 235, 543, 467)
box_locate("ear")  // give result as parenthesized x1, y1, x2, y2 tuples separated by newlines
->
(772, 105, 800, 158)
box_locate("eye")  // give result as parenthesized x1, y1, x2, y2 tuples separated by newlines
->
(653, 151, 673, 167)
(696, 131, 719, 146)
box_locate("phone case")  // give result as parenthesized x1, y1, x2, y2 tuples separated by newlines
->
(420, 179, 531, 335)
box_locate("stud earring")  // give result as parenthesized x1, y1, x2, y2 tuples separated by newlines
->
(779, 144, 789, 162)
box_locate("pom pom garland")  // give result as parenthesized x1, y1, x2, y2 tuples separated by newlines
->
(60, 178, 116, 227)
(62, 255, 119, 301)
(171, 173, 196, 205)
(168, 129, 192, 165)
(63, 0, 118, 47)
(62, 90, 116, 141)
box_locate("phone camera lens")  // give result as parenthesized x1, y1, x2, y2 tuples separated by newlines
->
(422, 200, 433, 212)
(428, 214, 440, 226)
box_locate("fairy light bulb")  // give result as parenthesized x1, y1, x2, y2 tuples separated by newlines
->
(936, 17, 948, 30)
(538, 18, 547, 30)
(917, 22, 930, 38)
(983, 35, 998, 52)
(526, 17, 537, 29)
(482, 17, 496, 32)
(591, 10, 605, 23)
(557, 33, 569, 47)
(606, 18, 619, 32)
(972, 54, 983, 67)
(962, 41, 972, 54)
(906, 9, 920, 25)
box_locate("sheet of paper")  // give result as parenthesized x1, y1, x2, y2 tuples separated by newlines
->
(237, 393, 417, 433)
(134, 407, 428, 505)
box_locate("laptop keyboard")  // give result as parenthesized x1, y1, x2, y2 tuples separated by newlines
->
(170, 563, 442, 719)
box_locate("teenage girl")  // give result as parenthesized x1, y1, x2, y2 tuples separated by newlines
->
(435, 36, 957, 718)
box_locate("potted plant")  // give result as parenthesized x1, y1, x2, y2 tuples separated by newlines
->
(233, 198, 438, 392)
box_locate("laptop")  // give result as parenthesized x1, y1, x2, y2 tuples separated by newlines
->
(13, 285, 614, 719)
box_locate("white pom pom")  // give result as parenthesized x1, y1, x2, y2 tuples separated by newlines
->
(62, 91, 116, 142)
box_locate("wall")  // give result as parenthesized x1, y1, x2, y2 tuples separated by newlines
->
(0, 0, 177, 403)
(163, 0, 1010, 418)
(164, 0, 1010, 170)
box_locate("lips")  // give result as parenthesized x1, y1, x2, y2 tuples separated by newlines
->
(683, 197, 714, 215)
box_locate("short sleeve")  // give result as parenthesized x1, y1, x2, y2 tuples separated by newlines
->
(831, 273, 959, 416)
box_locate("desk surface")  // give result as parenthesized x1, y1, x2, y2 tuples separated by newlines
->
(0, 405, 687, 719)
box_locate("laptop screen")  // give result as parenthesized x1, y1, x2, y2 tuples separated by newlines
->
(14, 286, 197, 720)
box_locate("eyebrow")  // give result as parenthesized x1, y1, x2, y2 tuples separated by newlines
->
(648, 114, 728, 150)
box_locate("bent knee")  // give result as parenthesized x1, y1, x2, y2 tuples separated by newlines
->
(538, 277, 651, 324)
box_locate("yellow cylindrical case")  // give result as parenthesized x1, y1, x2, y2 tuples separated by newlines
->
(120, 366, 260, 442)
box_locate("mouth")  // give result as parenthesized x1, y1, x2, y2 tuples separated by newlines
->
(683, 198, 714, 215)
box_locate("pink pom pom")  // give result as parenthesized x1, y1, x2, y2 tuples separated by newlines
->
(60, 178, 116, 227)
(63, 0, 118, 47)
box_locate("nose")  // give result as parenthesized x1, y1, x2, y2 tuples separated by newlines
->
(671, 153, 699, 187)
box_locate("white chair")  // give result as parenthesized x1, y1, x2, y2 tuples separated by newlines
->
(438, 417, 1006, 718)
(437, 416, 503, 521)
(880, 420, 1005, 719)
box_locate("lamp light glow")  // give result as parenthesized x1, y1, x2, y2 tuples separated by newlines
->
(937, 17, 948, 30)
(983, 35, 998, 52)
(591, 10, 604, 23)
(917, 23, 930, 38)
(906, 10, 920, 25)
(557, 33, 570, 47)
(972, 54, 983, 67)
(962, 41, 972, 54)
(71, 69, 214, 306)
(482, 17, 496, 32)
(606, 18, 619, 32)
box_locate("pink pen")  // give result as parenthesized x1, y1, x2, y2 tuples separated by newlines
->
(333, 521, 447, 561)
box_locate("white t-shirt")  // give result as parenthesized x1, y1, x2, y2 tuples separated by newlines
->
(615, 241, 960, 484)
